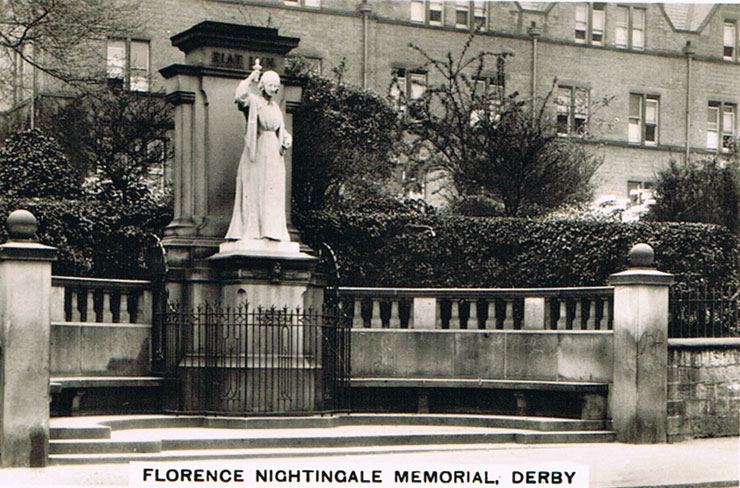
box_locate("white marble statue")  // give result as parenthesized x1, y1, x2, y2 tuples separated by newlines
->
(225, 59, 293, 243)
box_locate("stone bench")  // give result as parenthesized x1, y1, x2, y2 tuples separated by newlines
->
(50, 376, 164, 414)
(350, 377, 609, 419)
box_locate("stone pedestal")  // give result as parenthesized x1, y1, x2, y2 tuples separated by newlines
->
(0, 211, 56, 467)
(210, 245, 323, 310)
(608, 244, 674, 443)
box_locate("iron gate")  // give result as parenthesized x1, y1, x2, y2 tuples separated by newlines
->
(162, 303, 350, 415)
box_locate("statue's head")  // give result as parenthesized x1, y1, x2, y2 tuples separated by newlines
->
(259, 71, 281, 98)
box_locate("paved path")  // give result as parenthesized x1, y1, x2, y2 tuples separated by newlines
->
(0, 436, 737, 488)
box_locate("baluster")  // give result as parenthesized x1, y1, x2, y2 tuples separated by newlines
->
(572, 298, 582, 330)
(137, 289, 152, 324)
(587, 298, 597, 330)
(371, 298, 382, 328)
(557, 298, 567, 330)
(360, 297, 372, 328)
(468, 299, 478, 329)
(488, 300, 497, 329)
(102, 290, 114, 322)
(503, 298, 514, 329)
(351, 298, 363, 328)
(85, 288, 96, 323)
(390, 300, 401, 328)
(449, 300, 461, 329)
(120, 291, 131, 323)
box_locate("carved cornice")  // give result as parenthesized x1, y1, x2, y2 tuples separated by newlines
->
(165, 90, 196, 105)
(171, 21, 300, 55)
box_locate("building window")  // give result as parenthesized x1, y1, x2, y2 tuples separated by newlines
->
(556, 85, 589, 135)
(107, 38, 150, 91)
(456, 1, 469, 29)
(284, 0, 320, 7)
(724, 21, 737, 61)
(391, 68, 427, 117)
(628, 180, 654, 205)
(470, 73, 505, 125)
(616, 6, 645, 50)
(454, 1, 487, 30)
(411, 0, 443, 26)
(575, 3, 605, 46)
(473, 1, 487, 31)
(707, 102, 736, 152)
(629, 93, 659, 146)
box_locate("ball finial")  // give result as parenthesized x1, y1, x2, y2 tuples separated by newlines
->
(7, 209, 38, 241)
(628, 243, 654, 267)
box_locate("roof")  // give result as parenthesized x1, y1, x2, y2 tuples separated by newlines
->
(662, 3, 716, 32)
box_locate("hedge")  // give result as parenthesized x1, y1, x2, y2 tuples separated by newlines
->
(0, 195, 172, 278)
(297, 211, 739, 288)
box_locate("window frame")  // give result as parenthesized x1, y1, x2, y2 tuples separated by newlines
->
(455, 0, 470, 29)
(627, 180, 654, 205)
(391, 68, 428, 119)
(707, 101, 737, 153)
(575, 3, 606, 46)
(106, 38, 151, 92)
(555, 85, 590, 136)
(473, 1, 487, 31)
(724, 20, 738, 61)
(615, 5, 646, 51)
(410, 0, 445, 27)
(628, 93, 659, 146)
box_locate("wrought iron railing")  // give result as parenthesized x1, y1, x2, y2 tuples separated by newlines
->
(669, 285, 740, 338)
(162, 303, 350, 415)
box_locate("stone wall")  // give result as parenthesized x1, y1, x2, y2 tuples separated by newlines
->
(667, 340, 740, 442)
(352, 329, 613, 382)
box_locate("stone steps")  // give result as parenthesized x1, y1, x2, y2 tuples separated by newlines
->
(47, 414, 615, 464)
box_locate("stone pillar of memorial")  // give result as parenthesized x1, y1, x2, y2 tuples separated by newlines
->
(608, 243, 674, 443)
(0, 210, 56, 467)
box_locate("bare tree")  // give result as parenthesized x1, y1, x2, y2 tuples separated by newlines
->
(400, 33, 602, 217)
(41, 85, 172, 202)
(0, 0, 139, 104)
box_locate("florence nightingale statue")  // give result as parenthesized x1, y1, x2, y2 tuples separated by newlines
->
(226, 60, 293, 242)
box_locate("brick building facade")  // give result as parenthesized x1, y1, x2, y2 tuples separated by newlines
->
(5, 1, 740, 203)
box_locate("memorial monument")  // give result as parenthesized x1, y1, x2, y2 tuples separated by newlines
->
(159, 22, 339, 414)
(160, 22, 323, 311)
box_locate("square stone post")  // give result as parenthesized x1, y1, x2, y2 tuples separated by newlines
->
(608, 243, 673, 443)
(0, 210, 56, 467)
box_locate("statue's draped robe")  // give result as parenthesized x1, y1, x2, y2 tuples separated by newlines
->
(226, 81, 292, 242)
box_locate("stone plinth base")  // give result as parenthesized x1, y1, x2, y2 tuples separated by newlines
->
(209, 241, 324, 311)
(219, 238, 301, 256)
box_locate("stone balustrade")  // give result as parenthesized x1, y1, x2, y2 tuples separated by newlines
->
(338, 287, 613, 330)
(51, 276, 153, 325)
